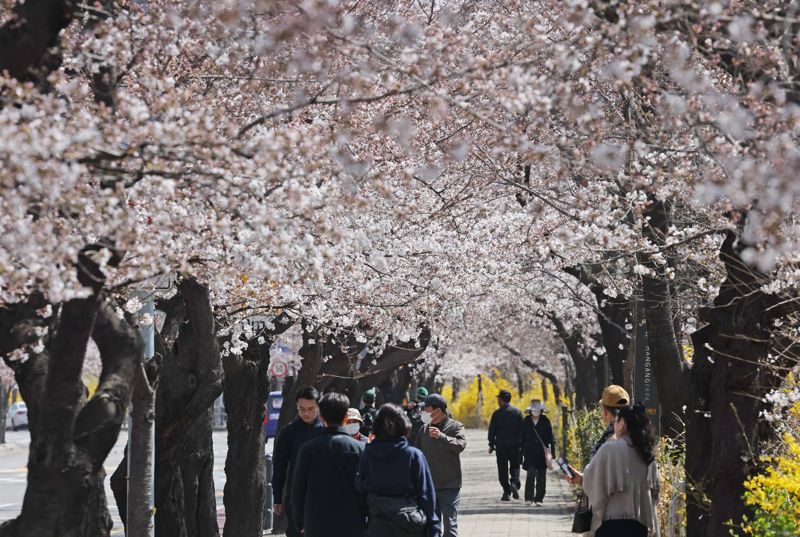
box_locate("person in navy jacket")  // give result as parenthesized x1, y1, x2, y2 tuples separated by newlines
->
(357, 403, 441, 537)
(291, 392, 366, 537)
(271, 386, 323, 537)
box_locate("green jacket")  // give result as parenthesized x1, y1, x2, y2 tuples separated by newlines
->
(415, 416, 467, 489)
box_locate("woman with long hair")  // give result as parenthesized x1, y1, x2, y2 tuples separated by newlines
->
(356, 403, 441, 537)
(568, 404, 660, 536)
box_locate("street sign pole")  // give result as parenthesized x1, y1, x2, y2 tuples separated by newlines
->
(633, 300, 661, 436)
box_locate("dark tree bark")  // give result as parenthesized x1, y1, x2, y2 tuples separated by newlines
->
(376, 365, 412, 404)
(154, 279, 223, 537)
(685, 229, 791, 537)
(639, 198, 689, 437)
(0, 246, 142, 537)
(492, 338, 564, 403)
(545, 317, 600, 408)
(0, 0, 77, 89)
(110, 279, 221, 537)
(222, 313, 293, 537)
(563, 265, 630, 387)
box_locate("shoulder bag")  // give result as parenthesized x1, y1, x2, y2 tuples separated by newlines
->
(531, 419, 555, 470)
(571, 491, 593, 533)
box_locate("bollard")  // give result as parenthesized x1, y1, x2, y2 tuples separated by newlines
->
(263, 451, 273, 531)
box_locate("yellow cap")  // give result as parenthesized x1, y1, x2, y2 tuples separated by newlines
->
(599, 385, 630, 408)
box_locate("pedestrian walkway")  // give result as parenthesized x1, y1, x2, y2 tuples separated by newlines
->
(458, 429, 574, 536)
(268, 428, 574, 536)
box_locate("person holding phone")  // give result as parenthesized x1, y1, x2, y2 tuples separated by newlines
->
(566, 404, 660, 537)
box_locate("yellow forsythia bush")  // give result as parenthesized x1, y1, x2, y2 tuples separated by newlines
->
(443, 370, 572, 454)
(740, 395, 800, 537)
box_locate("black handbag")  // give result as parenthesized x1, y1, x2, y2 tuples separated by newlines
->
(571, 491, 593, 533)
(367, 492, 427, 531)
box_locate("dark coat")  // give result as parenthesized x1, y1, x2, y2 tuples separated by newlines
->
(291, 427, 366, 537)
(488, 403, 523, 450)
(271, 416, 323, 502)
(356, 437, 441, 537)
(406, 405, 424, 444)
(360, 406, 378, 436)
(521, 414, 555, 470)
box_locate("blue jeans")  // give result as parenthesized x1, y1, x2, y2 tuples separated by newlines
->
(436, 488, 460, 537)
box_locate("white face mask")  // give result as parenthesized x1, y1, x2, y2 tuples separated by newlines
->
(532, 409, 542, 417)
(344, 423, 361, 435)
(421, 411, 433, 425)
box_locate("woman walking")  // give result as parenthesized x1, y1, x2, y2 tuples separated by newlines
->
(521, 400, 555, 506)
(568, 404, 659, 536)
(356, 403, 441, 537)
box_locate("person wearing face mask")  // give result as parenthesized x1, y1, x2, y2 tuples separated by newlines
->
(521, 400, 555, 506)
(346, 408, 368, 442)
(414, 394, 467, 537)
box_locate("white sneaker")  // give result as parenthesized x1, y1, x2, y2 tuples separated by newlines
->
(525, 501, 533, 506)
(535, 501, 543, 507)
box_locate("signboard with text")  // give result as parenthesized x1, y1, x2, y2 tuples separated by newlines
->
(633, 303, 661, 435)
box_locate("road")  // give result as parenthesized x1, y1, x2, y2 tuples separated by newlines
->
(0, 428, 274, 534)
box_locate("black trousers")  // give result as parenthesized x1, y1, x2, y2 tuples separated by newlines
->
(524, 467, 547, 502)
(595, 519, 648, 537)
(494, 446, 521, 494)
(284, 494, 302, 537)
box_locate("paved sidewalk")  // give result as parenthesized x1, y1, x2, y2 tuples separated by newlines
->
(458, 429, 574, 536)
(269, 428, 575, 536)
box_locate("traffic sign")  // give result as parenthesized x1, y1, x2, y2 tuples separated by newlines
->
(269, 360, 288, 378)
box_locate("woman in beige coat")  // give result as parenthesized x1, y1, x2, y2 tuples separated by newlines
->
(568, 404, 659, 536)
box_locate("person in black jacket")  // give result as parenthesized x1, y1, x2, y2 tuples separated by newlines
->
(488, 389, 523, 501)
(521, 400, 555, 506)
(291, 392, 366, 537)
(271, 386, 323, 537)
(360, 388, 379, 436)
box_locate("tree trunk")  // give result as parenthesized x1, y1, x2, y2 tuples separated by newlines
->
(685, 229, 787, 537)
(222, 314, 293, 537)
(376, 366, 412, 404)
(640, 198, 689, 436)
(0, 294, 142, 537)
(563, 266, 632, 387)
(116, 279, 223, 537)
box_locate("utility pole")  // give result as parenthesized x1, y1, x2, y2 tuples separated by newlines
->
(127, 295, 156, 537)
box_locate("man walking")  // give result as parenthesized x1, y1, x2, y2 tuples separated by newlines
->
(271, 387, 323, 537)
(359, 387, 378, 436)
(415, 393, 467, 537)
(488, 389, 523, 501)
(591, 385, 630, 459)
(291, 393, 366, 537)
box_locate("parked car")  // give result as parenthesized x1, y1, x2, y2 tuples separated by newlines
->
(263, 391, 283, 439)
(6, 402, 28, 431)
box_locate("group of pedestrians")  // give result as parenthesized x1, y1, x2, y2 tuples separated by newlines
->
(271, 383, 660, 537)
(271, 386, 467, 537)
(488, 389, 556, 506)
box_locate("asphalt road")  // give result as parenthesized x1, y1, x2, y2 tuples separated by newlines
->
(0, 428, 274, 534)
